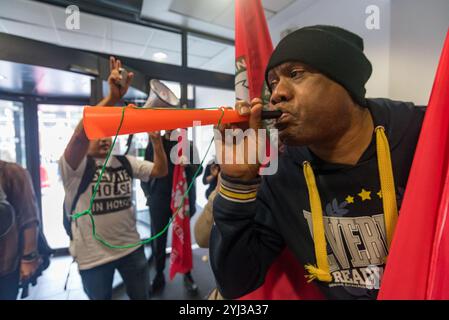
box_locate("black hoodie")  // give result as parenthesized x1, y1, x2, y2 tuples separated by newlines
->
(210, 98, 425, 300)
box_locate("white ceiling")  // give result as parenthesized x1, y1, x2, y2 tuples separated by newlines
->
(141, 0, 296, 36)
(0, 0, 300, 74)
(0, 0, 184, 65)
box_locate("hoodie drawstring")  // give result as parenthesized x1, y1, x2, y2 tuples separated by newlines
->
(303, 160, 332, 283)
(302, 126, 398, 283)
(375, 126, 399, 249)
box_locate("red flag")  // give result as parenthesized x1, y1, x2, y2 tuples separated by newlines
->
(235, 0, 324, 300)
(235, 0, 272, 102)
(169, 130, 193, 280)
(378, 29, 449, 300)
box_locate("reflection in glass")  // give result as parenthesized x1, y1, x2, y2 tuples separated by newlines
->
(0, 100, 26, 167)
(193, 86, 235, 208)
(38, 104, 83, 249)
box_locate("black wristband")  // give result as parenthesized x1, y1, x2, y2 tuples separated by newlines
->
(220, 172, 261, 185)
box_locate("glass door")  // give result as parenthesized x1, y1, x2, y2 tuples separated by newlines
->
(37, 104, 153, 247)
(38, 104, 83, 249)
(192, 85, 235, 208)
(113, 132, 152, 239)
(0, 99, 26, 167)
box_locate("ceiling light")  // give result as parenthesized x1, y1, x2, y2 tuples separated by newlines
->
(0, 74, 6, 80)
(153, 52, 168, 61)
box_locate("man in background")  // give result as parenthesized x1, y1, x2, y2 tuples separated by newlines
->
(142, 128, 202, 296)
(60, 57, 168, 300)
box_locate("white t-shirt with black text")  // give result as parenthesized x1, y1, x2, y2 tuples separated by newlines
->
(59, 155, 153, 270)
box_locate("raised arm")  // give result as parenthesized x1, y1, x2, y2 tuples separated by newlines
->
(63, 57, 134, 170)
(209, 98, 284, 298)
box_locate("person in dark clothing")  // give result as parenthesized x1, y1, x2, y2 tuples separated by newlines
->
(210, 25, 426, 300)
(0, 161, 41, 300)
(142, 129, 203, 295)
(202, 160, 220, 200)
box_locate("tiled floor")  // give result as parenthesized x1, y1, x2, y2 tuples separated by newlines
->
(19, 207, 217, 300)
(146, 247, 216, 300)
(20, 247, 215, 300)
(21, 255, 88, 300)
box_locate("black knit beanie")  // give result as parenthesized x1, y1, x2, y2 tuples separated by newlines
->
(265, 25, 372, 107)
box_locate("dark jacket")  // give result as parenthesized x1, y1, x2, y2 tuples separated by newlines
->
(0, 161, 40, 276)
(210, 98, 425, 300)
(141, 136, 203, 216)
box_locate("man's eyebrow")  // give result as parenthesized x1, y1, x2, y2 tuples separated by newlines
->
(278, 63, 307, 74)
(284, 62, 307, 70)
(268, 63, 308, 80)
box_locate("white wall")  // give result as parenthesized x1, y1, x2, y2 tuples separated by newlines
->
(268, 0, 392, 99)
(389, 0, 449, 105)
(268, 0, 449, 106)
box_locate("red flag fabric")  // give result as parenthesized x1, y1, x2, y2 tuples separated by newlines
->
(169, 131, 193, 280)
(235, 0, 324, 300)
(378, 29, 449, 300)
(239, 249, 324, 300)
(235, 0, 272, 102)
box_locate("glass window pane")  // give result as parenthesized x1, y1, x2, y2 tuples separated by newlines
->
(0, 100, 26, 167)
(127, 133, 151, 237)
(192, 85, 235, 208)
(188, 84, 194, 100)
(38, 104, 83, 249)
(188, 34, 234, 74)
(0, 60, 92, 98)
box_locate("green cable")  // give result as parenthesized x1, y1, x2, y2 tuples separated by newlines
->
(73, 106, 225, 249)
